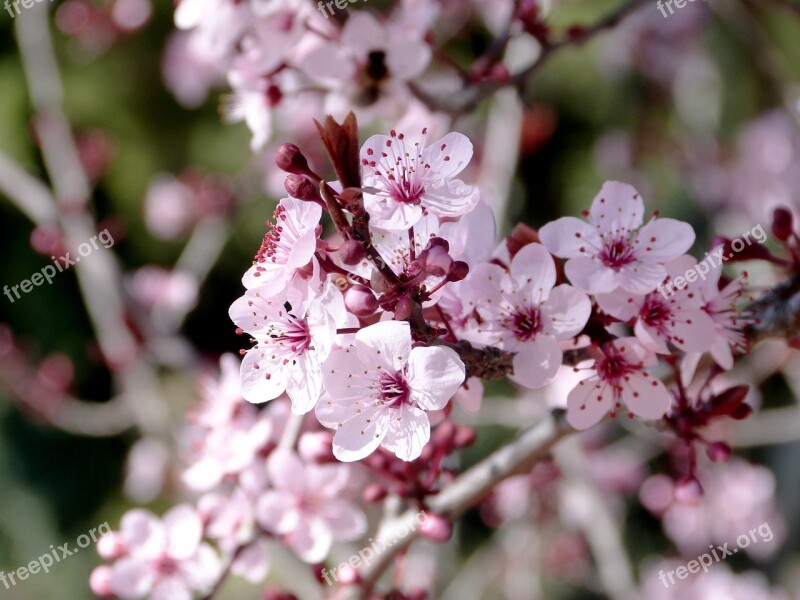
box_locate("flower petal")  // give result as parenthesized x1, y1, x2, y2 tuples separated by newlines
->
(542, 284, 592, 339)
(564, 257, 618, 293)
(566, 377, 613, 430)
(381, 404, 430, 461)
(510, 337, 562, 389)
(407, 346, 465, 410)
(589, 181, 644, 233)
(539, 217, 602, 259)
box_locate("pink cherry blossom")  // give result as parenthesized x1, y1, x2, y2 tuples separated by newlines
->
(316, 320, 466, 461)
(255, 448, 366, 563)
(360, 129, 480, 229)
(566, 337, 672, 430)
(242, 197, 322, 294)
(199, 490, 271, 583)
(229, 285, 339, 414)
(102, 505, 221, 600)
(539, 181, 696, 295)
(595, 255, 718, 354)
(463, 243, 591, 388)
(182, 355, 273, 490)
(692, 260, 750, 370)
(300, 12, 431, 121)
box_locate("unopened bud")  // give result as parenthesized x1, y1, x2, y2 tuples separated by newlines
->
(772, 207, 793, 241)
(449, 261, 469, 282)
(337, 564, 360, 584)
(340, 240, 366, 266)
(284, 175, 320, 202)
(420, 246, 453, 277)
(89, 567, 114, 598)
(418, 513, 453, 542)
(427, 236, 449, 252)
(706, 441, 732, 463)
(673, 476, 703, 505)
(345, 285, 378, 317)
(453, 426, 477, 448)
(275, 143, 314, 177)
(363, 483, 388, 503)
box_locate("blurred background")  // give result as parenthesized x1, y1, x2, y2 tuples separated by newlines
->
(1, 0, 800, 598)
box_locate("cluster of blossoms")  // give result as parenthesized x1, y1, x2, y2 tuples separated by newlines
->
(88, 111, 800, 598)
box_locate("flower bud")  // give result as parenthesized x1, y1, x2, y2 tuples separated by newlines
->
(337, 564, 360, 584)
(284, 174, 320, 202)
(340, 240, 366, 265)
(706, 441, 732, 463)
(275, 143, 314, 177)
(453, 426, 477, 448)
(418, 513, 453, 542)
(772, 207, 793, 241)
(419, 246, 453, 277)
(363, 483, 388, 503)
(89, 566, 114, 598)
(426, 236, 449, 252)
(96, 532, 126, 560)
(673, 476, 703, 505)
(345, 285, 378, 317)
(448, 261, 469, 282)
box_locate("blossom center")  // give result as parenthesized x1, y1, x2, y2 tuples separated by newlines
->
(596, 348, 635, 383)
(599, 237, 635, 269)
(155, 555, 179, 576)
(640, 295, 672, 328)
(267, 309, 312, 357)
(379, 371, 410, 408)
(507, 305, 543, 342)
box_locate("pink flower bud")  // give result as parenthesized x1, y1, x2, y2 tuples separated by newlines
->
(449, 261, 469, 282)
(96, 532, 126, 560)
(363, 483, 388, 502)
(453, 426, 477, 448)
(345, 285, 378, 317)
(284, 175, 320, 202)
(772, 207, 793, 241)
(89, 566, 114, 597)
(340, 240, 366, 265)
(673, 476, 703, 505)
(337, 563, 360, 584)
(420, 246, 453, 277)
(418, 513, 453, 542)
(706, 441, 732, 463)
(275, 143, 314, 177)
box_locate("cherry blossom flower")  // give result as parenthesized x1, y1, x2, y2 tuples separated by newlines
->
(102, 505, 221, 600)
(181, 355, 273, 490)
(242, 197, 322, 294)
(595, 255, 717, 354)
(300, 12, 431, 120)
(539, 181, 695, 295)
(566, 337, 672, 430)
(255, 449, 366, 563)
(229, 284, 339, 414)
(692, 263, 749, 370)
(360, 129, 480, 229)
(199, 490, 271, 583)
(463, 243, 591, 388)
(316, 320, 466, 461)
